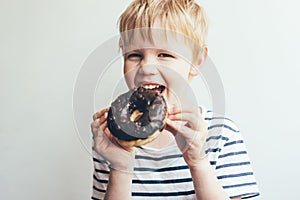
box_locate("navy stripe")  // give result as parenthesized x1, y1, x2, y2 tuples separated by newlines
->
(95, 169, 110, 174)
(132, 190, 195, 197)
(132, 178, 192, 184)
(93, 157, 108, 164)
(224, 140, 244, 147)
(93, 174, 108, 184)
(91, 196, 101, 200)
(93, 171, 255, 191)
(93, 185, 106, 193)
(208, 124, 239, 132)
(216, 161, 250, 170)
(223, 182, 257, 189)
(230, 192, 260, 199)
(134, 165, 189, 172)
(217, 172, 253, 179)
(204, 117, 233, 122)
(205, 148, 221, 154)
(206, 135, 229, 142)
(210, 161, 217, 166)
(218, 151, 247, 158)
(135, 154, 182, 161)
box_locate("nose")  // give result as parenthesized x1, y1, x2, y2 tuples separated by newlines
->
(138, 55, 159, 75)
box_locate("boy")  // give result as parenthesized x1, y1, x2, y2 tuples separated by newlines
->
(91, 0, 259, 199)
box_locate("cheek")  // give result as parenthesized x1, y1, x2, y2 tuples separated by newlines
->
(167, 63, 191, 81)
(180, 63, 192, 80)
(159, 66, 189, 85)
(123, 65, 137, 89)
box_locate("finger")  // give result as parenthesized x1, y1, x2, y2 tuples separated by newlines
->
(168, 108, 193, 115)
(168, 113, 201, 131)
(93, 107, 110, 120)
(166, 119, 201, 152)
(91, 118, 100, 128)
(91, 117, 101, 134)
(93, 120, 108, 138)
(168, 113, 199, 121)
(167, 118, 206, 139)
(91, 126, 98, 136)
(91, 121, 99, 134)
(93, 107, 109, 121)
(99, 113, 108, 124)
(168, 103, 198, 114)
(100, 121, 108, 133)
(91, 112, 109, 131)
(166, 118, 192, 137)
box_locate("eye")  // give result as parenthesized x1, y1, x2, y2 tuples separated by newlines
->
(126, 53, 142, 60)
(158, 53, 174, 58)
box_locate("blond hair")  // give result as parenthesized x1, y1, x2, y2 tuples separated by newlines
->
(118, 0, 208, 58)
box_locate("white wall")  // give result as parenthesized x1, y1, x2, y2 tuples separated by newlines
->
(1, 0, 299, 199)
(201, 1, 300, 199)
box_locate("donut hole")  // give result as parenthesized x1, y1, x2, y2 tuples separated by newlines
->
(129, 107, 150, 127)
(130, 109, 143, 122)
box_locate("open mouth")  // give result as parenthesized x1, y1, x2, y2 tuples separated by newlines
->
(142, 84, 166, 94)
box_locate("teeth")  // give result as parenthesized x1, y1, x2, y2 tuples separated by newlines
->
(143, 85, 160, 90)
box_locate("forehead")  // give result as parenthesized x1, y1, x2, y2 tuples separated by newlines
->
(120, 28, 195, 61)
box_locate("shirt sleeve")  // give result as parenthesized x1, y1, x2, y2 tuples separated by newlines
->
(91, 148, 110, 200)
(212, 120, 260, 199)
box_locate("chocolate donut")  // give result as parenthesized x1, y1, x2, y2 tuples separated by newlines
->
(107, 86, 167, 147)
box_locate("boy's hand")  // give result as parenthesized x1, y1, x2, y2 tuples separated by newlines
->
(91, 107, 135, 172)
(166, 105, 208, 168)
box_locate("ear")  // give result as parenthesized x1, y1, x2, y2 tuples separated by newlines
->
(188, 46, 209, 79)
(195, 46, 208, 66)
(189, 65, 200, 78)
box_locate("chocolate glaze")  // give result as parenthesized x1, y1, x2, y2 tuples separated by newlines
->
(107, 87, 167, 141)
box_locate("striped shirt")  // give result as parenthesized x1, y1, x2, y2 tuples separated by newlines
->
(92, 107, 260, 199)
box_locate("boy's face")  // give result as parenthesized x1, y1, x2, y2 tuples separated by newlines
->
(122, 29, 201, 105)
